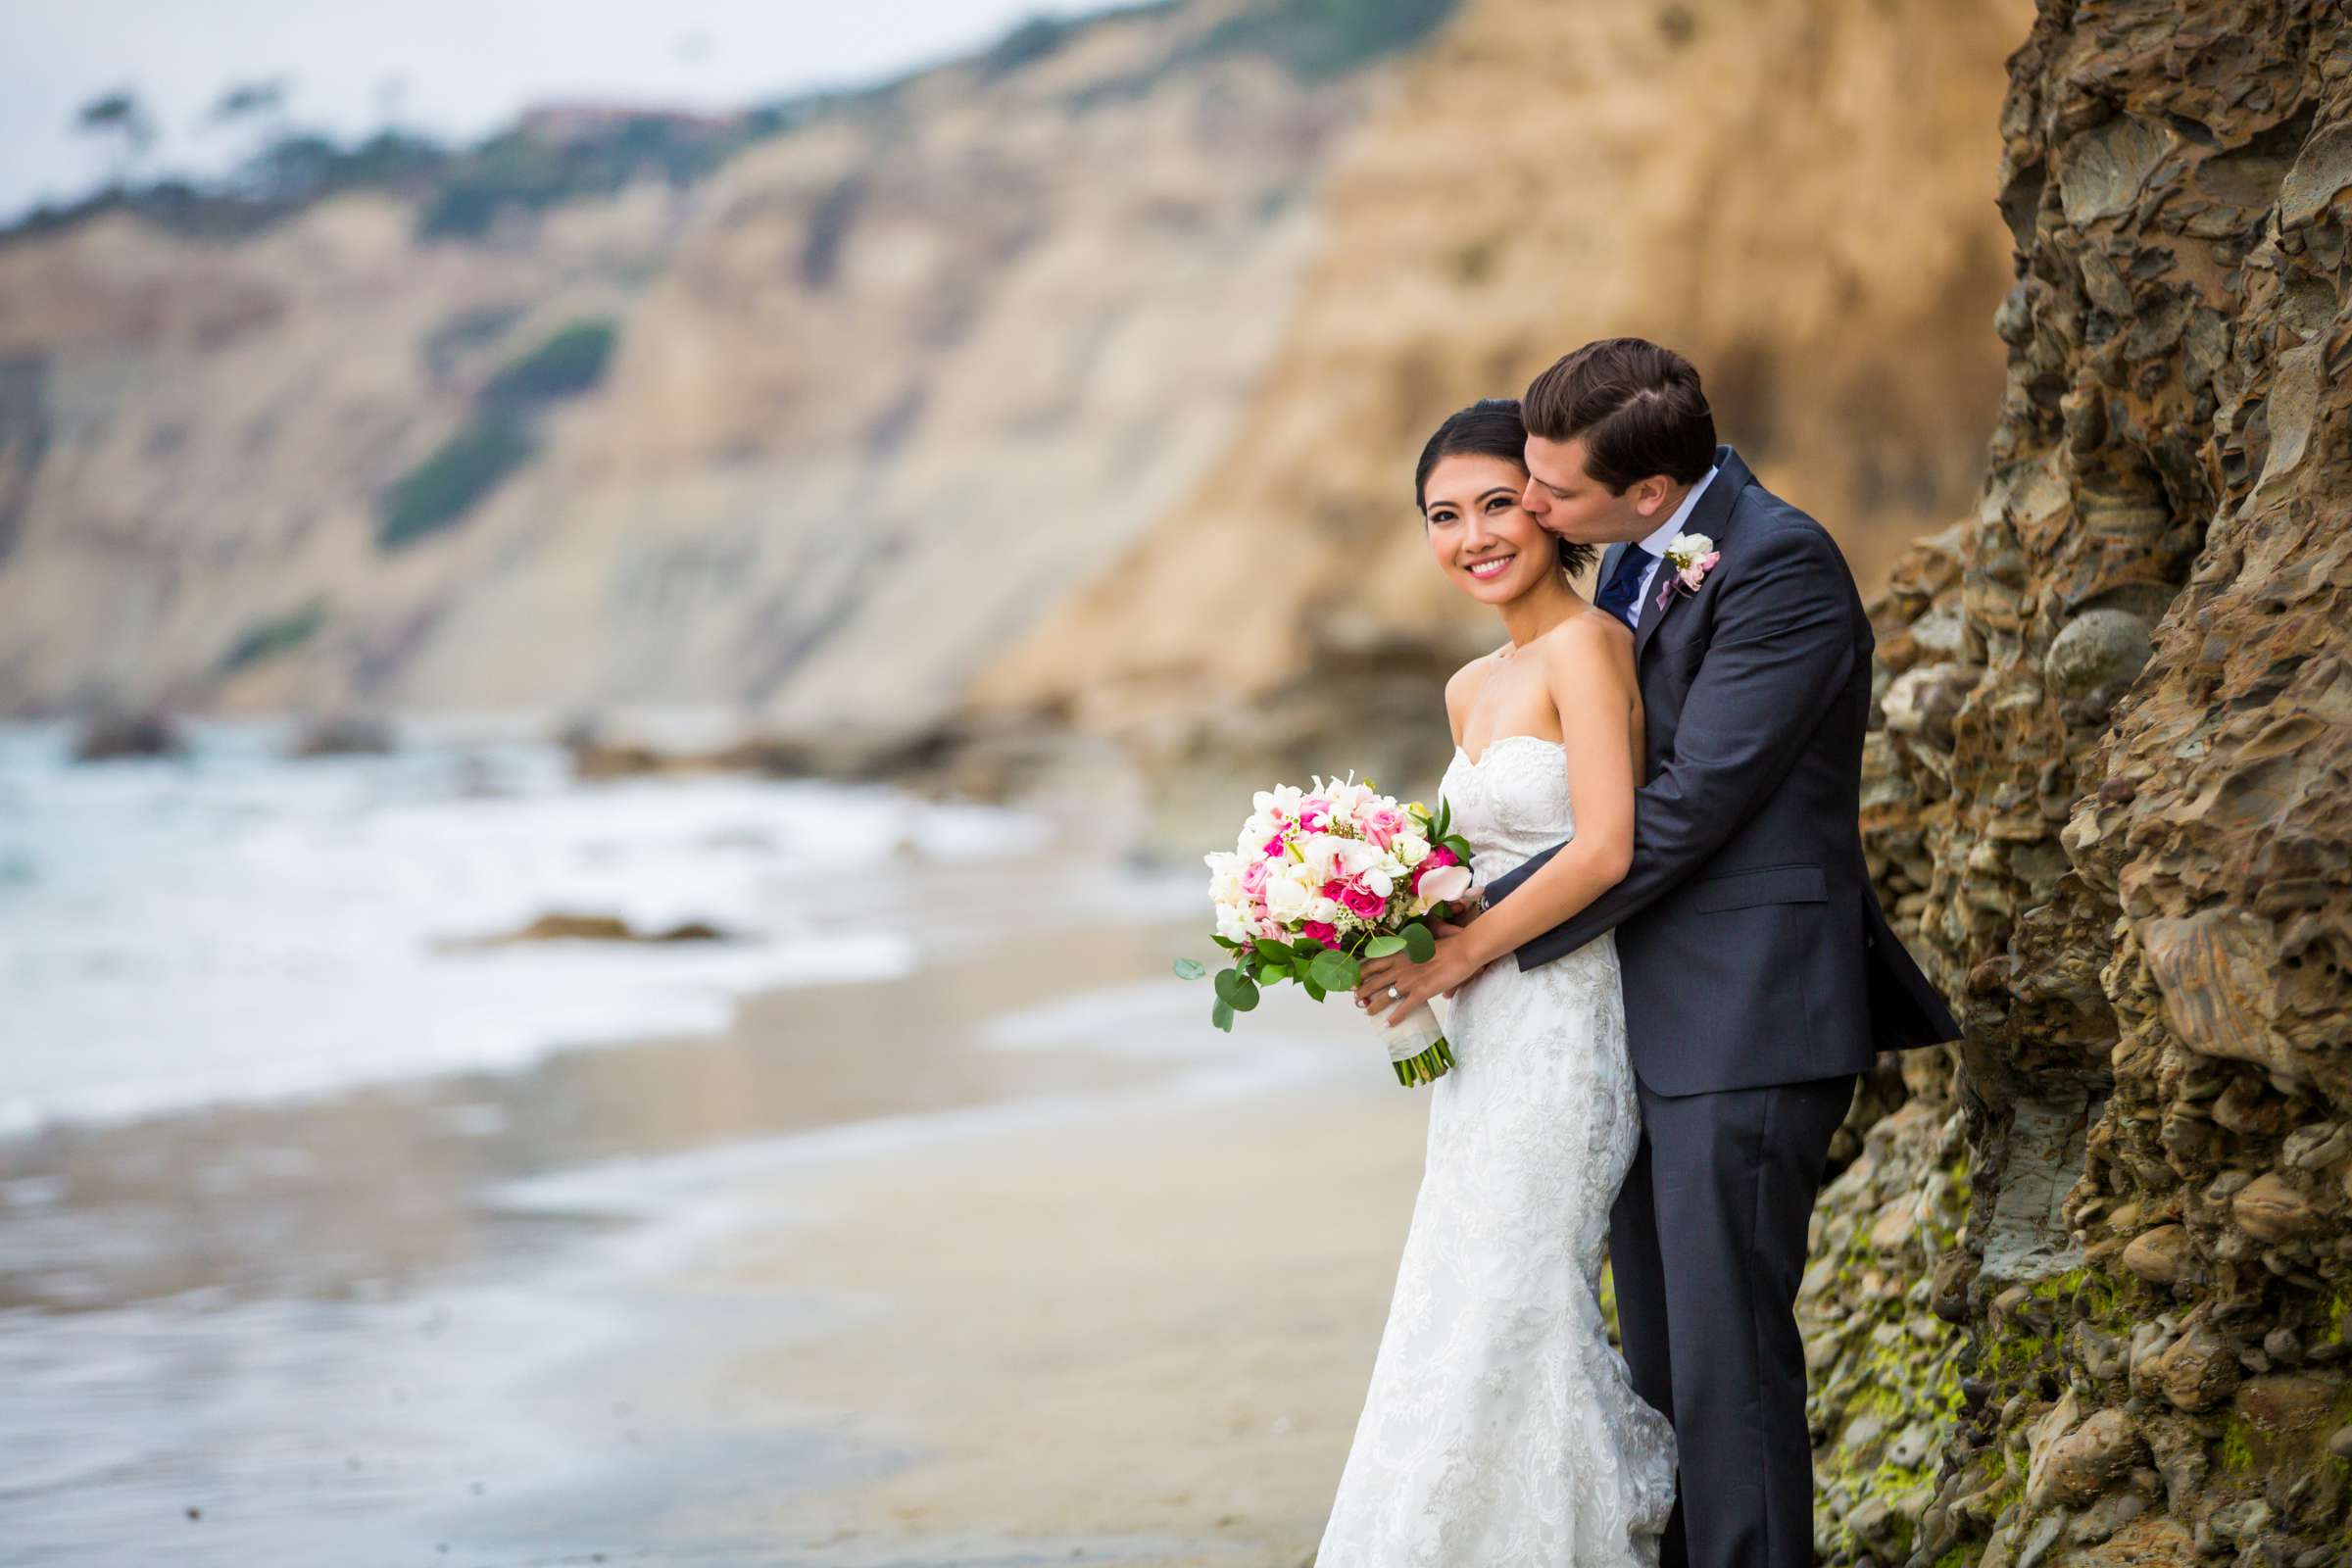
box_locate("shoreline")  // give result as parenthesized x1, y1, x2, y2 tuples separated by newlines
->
(1, 844, 1432, 1566)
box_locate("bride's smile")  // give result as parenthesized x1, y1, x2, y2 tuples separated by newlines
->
(1420, 450, 1566, 606)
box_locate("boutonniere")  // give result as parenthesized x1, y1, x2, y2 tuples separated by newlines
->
(1656, 532, 1721, 611)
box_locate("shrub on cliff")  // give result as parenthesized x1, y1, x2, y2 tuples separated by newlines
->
(1192, 0, 1459, 80)
(376, 416, 535, 552)
(477, 320, 617, 411)
(219, 598, 327, 672)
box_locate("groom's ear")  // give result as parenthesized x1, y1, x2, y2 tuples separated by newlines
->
(1630, 474, 1674, 516)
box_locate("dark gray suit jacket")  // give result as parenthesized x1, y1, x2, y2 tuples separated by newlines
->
(1481, 444, 1958, 1096)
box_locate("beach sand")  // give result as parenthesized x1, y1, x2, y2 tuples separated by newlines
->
(685, 1056, 1428, 1566)
(1, 882, 1429, 1566)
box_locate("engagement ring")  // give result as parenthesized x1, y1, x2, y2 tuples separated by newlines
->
(1386, 985, 1400, 1002)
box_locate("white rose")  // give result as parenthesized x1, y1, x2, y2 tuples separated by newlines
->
(1308, 896, 1343, 923)
(1264, 869, 1314, 921)
(1396, 832, 1432, 867)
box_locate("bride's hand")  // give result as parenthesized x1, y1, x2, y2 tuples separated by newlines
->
(1354, 930, 1491, 1024)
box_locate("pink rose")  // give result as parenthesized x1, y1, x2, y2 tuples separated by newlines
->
(1341, 882, 1388, 920)
(1298, 796, 1333, 832)
(1360, 806, 1407, 849)
(1241, 858, 1270, 897)
(1410, 847, 1458, 894)
(1262, 833, 1286, 858)
(1320, 877, 1351, 901)
(1299, 919, 1340, 946)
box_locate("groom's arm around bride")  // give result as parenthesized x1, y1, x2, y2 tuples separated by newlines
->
(1482, 344, 1958, 1092)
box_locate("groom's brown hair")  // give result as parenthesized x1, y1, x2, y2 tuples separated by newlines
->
(1523, 337, 1716, 495)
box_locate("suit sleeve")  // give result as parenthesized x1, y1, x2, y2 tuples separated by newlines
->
(1482, 521, 1858, 970)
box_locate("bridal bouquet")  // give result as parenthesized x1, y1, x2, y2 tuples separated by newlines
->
(1175, 775, 1477, 1086)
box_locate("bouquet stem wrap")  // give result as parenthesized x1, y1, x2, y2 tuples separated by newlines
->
(1374, 1001, 1456, 1086)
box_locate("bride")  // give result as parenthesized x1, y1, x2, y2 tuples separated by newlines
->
(1316, 398, 1676, 1566)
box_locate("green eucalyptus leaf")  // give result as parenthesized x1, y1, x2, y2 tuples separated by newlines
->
(1228, 975, 1261, 1011)
(1211, 997, 1236, 1032)
(1172, 956, 1207, 980)
(1291, 937, 1328, 960)
(1403, 922, 1437, 963)
(1309, 950, 1360, 992)
(1363, 934, 1408, 958)
(1302, 977, 1327, 1003)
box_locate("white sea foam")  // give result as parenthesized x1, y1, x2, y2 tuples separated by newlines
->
(0, 718, 1044, 1136)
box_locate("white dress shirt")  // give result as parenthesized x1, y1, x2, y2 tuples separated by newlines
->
(1624, 465, 1720, 629)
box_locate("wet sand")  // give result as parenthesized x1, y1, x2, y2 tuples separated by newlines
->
(0, 846, 1427, 1566)
(691, 1054, 1425, 1567)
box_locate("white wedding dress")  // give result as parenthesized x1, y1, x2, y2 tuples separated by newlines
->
(1314, 734, 1678, 1567)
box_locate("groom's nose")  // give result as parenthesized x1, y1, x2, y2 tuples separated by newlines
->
(1520, 478, 1549, 518)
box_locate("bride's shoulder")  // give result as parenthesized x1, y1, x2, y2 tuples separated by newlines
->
(1537, 610, 1636, 680)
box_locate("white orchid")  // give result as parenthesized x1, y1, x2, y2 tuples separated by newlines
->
(1417, 863, 1474, 905)
(1665, 532, 1714, 570)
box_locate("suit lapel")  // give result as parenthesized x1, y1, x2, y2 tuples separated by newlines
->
(1636, 444, 1751, 666)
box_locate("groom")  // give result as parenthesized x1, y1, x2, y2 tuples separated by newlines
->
(1475, 338, 1958, 1568)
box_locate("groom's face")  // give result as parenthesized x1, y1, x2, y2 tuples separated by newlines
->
(1521, 435, 1677, 546)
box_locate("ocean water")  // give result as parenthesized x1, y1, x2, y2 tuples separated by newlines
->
(0, 716, 1050, 1136)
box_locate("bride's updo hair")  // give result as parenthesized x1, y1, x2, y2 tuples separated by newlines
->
(1413, 398, 1596, 578)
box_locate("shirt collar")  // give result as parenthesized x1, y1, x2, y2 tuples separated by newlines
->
(1635, 465, 1720, 557)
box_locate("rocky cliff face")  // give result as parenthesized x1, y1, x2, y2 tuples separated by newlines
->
(969, 0, 2031, 836)
(1808, 5, 2352, 1564)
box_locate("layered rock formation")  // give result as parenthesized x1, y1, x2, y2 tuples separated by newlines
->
(1810, 5, 2352, 1564)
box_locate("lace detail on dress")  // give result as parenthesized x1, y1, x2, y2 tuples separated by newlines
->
(1314, 734, 1678, 1567)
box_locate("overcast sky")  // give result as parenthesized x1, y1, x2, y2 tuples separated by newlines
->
(0, 0, 1101, 220)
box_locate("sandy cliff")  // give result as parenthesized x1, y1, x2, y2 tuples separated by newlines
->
(0, 1, 1405, 731)
(0, 0, 2030, 766)
(968, 0, 2032, 817)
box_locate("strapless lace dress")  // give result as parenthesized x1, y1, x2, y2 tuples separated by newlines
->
(1314, 734, 1677, 1566)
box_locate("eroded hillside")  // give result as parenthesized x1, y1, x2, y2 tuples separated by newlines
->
(969, 0, 2032, 831)
(0, 0, 1434, 732)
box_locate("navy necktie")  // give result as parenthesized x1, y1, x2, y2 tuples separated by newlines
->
(1593, 545, 1657, 629)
